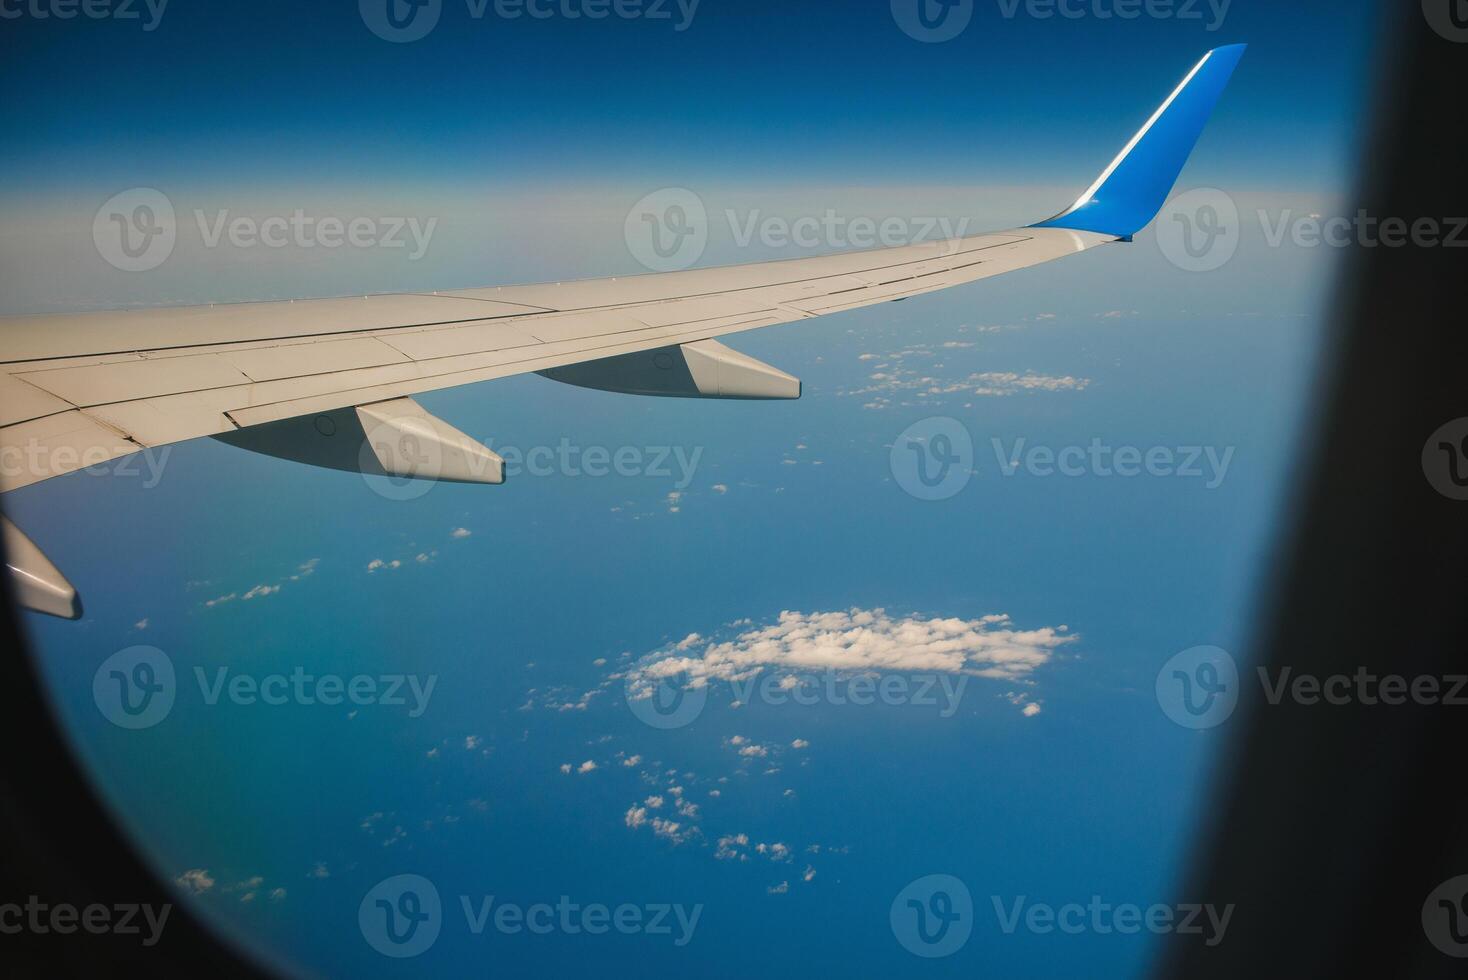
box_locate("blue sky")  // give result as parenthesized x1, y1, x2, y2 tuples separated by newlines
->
(4, 0, 1380, 976)
(2, 0, 1372, 191)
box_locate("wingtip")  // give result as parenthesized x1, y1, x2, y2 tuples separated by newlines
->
(1031, 45, 1246, 239)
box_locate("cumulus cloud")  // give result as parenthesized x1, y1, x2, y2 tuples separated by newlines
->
(624, 608, 1075, 697)
(839, 342, 1089, 409)
(175, 869, 215, 894)
(205, 558, 318, 607)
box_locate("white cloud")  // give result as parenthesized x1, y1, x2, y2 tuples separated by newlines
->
(839, 339, 1090, 408)
(757, 842, 791, 862)
(768, 881, 789, 894)
(625, 608, 1075, 697)
(791, 739, 809, 749)
(451, 527, 472, 538)
(1022, 702, 1042, 717)
(715, 834, 749, 860)
(175, 869, 215, 894)
(625, 806, 648, 829)
(577, 760, 597, 774)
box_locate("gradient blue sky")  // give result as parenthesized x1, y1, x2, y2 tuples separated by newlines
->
(3, 0, 1372, 193)
(4, 1, 1381, 977)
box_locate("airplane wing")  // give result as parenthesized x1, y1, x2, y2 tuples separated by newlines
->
(0, 45, 1246, 618)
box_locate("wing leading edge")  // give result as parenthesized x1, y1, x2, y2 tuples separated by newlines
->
(0, 46, 1244, 617)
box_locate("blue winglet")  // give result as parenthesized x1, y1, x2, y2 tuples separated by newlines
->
(1032, 44, 1246, 240)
